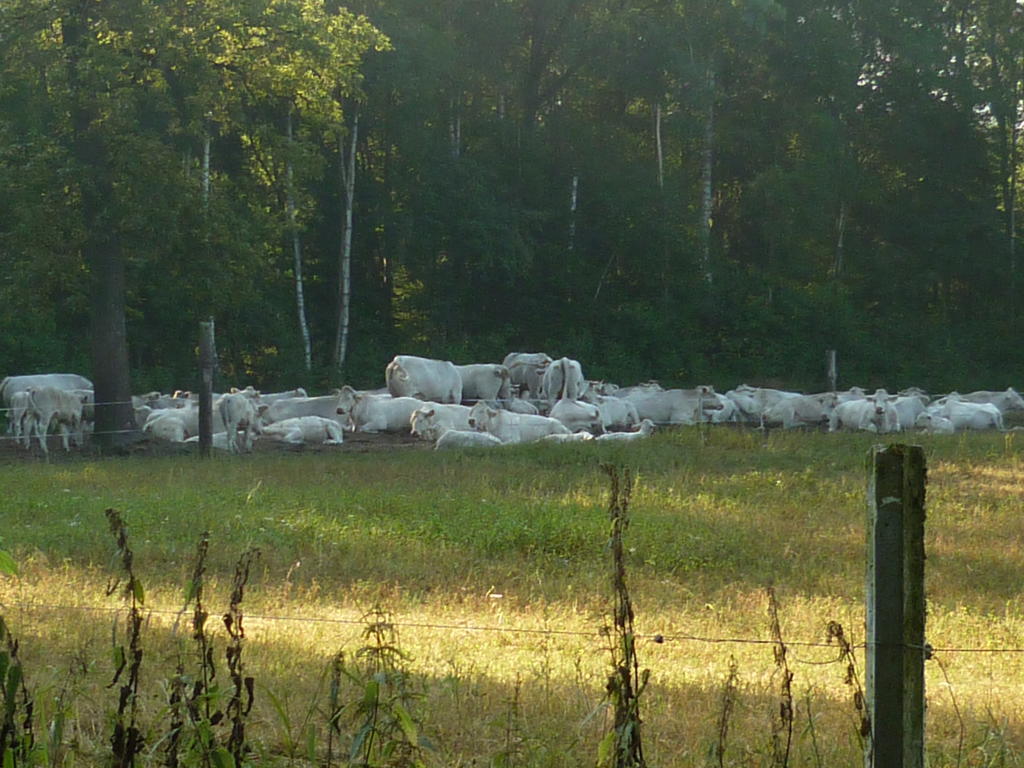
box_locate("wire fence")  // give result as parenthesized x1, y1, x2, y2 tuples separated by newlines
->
(4, 600, 1024, 659)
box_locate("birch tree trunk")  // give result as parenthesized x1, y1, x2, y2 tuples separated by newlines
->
(568, 173, 578, 251)
(655, 102, 664, 190)
(699, 67, 715, 285)
(202, 115, 211, 210)
(334, 112, 358, 371)
(449, 96, 461, 158)
(286, 108, 313, 372)
(833, 202, 846, 278)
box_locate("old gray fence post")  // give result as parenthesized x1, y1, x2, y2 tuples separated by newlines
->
(826, 349, 838, 392)
(865, 444, 926, 768)
(198, 319, 217, 458)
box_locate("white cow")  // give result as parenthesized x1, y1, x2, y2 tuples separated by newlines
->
(217, 393, 263, 453)
(502, 352, 552, 399)
(455, 364, 511, 403)
(386, 355, 462, 403)
(467, 402, 570, 443)
(8, 390, 33, 447)
(434, 428, 504, 450)
(582, 393, 640, 431)
(540, 357, 586, 405)
(539, 431, 595, 443)
(144, 412, 189, 442)
(264, 391, 353, 427)
(1, 373, 93, 406)
(409, 404, 473, 440)
(24, 386, 89, 454)
(617, 385, 721, 425)
(260, 416, 345, 445)
(891, 396, 927, 433)
(347, 393, 424, 433)
(937, 399, 1004, 430)
(229, 386, 308, 405)
(548, 398, 603, 434)
(829, 390, 900, 433)
(184, 432, 232, 451)
(957, 388, 1024, 414)
(595, 419, 656, 442)
(762, 393, 837, 429)
(145, 405, 200, 437)
(913, 412, 956, 434)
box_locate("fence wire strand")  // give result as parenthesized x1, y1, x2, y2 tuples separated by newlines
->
(4, 601, 1023, 657)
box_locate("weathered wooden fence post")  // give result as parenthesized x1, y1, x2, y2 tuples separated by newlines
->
(198, 319, 217, 458)
(826, 349, 838, 392)
(865, 444, 926, 768)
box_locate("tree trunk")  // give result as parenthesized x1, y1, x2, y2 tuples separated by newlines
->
(699, 67, 715, 285)
(568, 173, 578, 251)
(449, 96, 461, 158)
(202, 128, 211, 210)
(833, 201, 846, 278)
(655, 102, 664, 190)
(334, 112, 358, 371)
(63, 2, 135, 449)
(286, 109, 312, 372)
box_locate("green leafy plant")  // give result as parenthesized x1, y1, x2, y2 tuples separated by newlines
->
(330, 607, 428, 768)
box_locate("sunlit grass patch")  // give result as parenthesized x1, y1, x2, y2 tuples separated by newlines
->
(1, 428, 1023, 764)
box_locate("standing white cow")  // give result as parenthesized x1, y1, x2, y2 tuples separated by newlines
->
(8, 390, 33, 447)
(24, 386, 89, 454)
(217, 392, 263, 453)
(1, 373, 93, 406)
(540, 357, 586, 406)
(829, 390, 900, 433)
(386, 355, 463, 403)
(455, 364, 511, 403)
(582, 392, 640, 431)
(502, 352, 552, 399)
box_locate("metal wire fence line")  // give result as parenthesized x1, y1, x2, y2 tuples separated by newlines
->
(3, 601, 1023, 657)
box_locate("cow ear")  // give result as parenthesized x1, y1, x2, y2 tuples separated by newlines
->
(426, 409, 435, 417)
(487, 407, 498, 417)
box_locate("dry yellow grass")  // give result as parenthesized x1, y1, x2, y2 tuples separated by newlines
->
(1, 428, 1023, 765)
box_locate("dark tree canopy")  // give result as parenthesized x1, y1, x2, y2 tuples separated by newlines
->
(1, 0, 1021, 399)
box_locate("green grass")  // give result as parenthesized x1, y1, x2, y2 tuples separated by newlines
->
(2, 427, 1023, 765)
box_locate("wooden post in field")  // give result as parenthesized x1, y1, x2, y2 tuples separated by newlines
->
(198, 319, 217, 458)
(865, 444, 926, 768)
(826, 349, 838, 392)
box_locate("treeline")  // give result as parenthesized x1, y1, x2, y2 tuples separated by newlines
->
(1, 0, 1021, 399)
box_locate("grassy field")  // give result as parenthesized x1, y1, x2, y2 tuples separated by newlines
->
(1, 427, 1023, 766)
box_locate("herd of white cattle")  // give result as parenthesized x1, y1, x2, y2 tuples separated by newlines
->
(2, 352, 1023, 456)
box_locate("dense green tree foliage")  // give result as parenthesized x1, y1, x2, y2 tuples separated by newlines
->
(1, 0, 1021, 395)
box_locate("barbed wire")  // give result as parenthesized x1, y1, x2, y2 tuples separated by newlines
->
(3, 601, 1023, 658)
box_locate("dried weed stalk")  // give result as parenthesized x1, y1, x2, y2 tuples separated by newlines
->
(767, 586, 793, 768)
(224, 548, 260, 766)
(598, 464, 648, 768)
(106, 508, 145, 768)
(826, 621, 870, 748)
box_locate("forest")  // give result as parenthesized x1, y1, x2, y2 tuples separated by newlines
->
(1, 0, 1021, 416)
